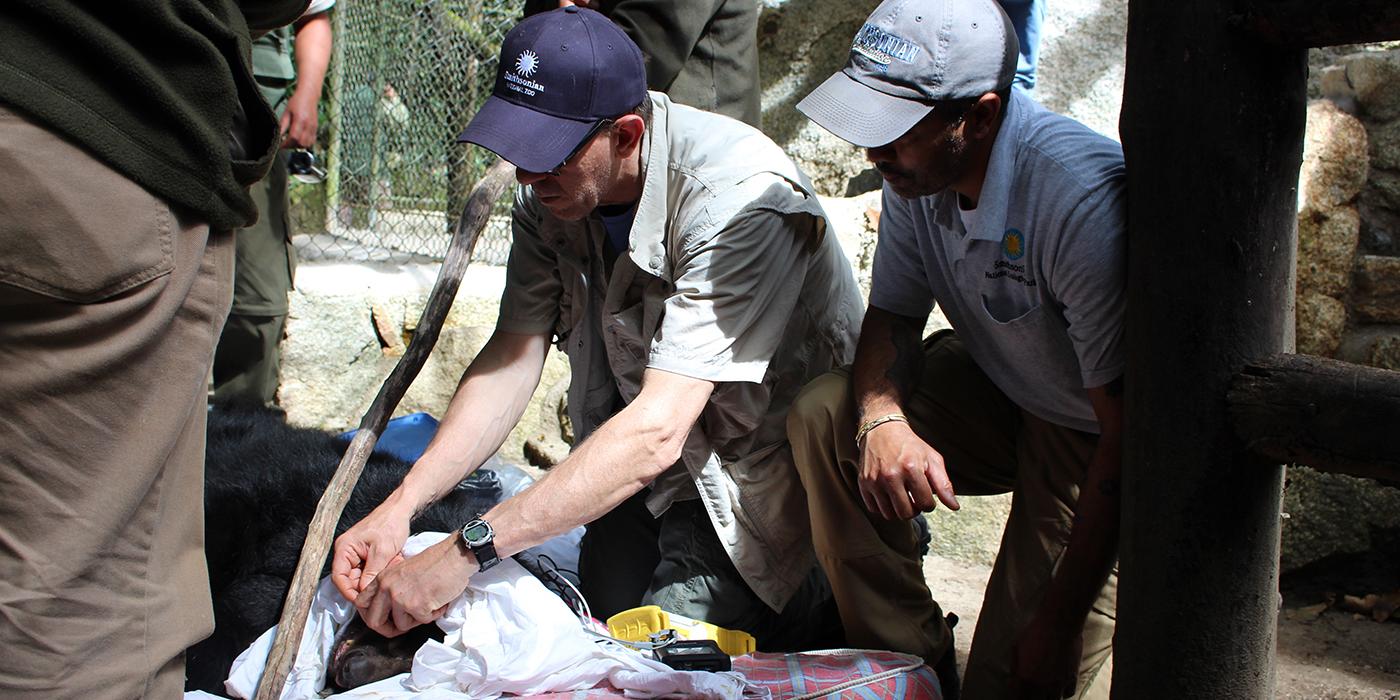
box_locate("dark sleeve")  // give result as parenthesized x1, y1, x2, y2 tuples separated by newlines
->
(241, 0, 312, 33)
(598, 0, 727, 92)
(522, 0, 555, 18)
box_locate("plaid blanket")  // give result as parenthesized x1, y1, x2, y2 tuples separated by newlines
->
(516, 649, 941, 699)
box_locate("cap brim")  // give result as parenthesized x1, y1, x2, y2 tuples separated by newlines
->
(457, 96, 596, 174)
(797, 70, 935, 148)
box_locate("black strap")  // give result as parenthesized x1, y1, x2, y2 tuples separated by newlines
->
(472, 539, 500, 572)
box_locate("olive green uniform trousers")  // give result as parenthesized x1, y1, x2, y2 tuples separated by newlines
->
(210, 151, 294, 406)
(211, 34, 297, 407)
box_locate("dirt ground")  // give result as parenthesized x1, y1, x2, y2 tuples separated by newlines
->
(922, 552, 1400, 699)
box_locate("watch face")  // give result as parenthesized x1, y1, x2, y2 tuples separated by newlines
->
(462, 520, 492, 545)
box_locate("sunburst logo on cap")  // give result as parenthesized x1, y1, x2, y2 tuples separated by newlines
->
(515, 50, 540, 77)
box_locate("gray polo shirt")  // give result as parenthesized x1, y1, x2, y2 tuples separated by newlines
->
(870, 89, 1126, 433)
(498, 92, 863, 609)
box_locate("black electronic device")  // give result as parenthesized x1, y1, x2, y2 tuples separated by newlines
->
(286, 149, 327, 183)
(458, 517, 501, 572)
(652, 639, 731, 672)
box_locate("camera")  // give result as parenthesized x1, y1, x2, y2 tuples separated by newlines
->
(286, 149, 326, 184)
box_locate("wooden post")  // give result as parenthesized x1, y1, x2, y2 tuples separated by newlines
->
(1115, 2, 1307, 697)
(1229, 353, 1400, 486)
(1234, 0, 1400, 49)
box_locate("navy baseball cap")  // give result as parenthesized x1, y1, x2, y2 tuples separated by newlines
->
(458, 6, 647, 174)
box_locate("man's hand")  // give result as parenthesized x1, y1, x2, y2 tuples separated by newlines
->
(331, 504, 412, 602)
(279, 87, 318, 149)
(1009, 613, 1084, 699)
(858, 420, 959, 520)
(281, 11, 331, 148)
(557, 0, 599, 8)
(355, 535, 476, 637)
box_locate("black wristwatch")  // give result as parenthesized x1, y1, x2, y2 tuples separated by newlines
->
(459, 518, 500, 572)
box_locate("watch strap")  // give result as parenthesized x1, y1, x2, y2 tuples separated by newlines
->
(471, 539, 500, 572)
(460, 518, 501, 572)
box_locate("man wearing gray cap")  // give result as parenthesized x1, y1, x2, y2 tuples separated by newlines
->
(788, 0, 1125, 698)
(332, 6, 858, 652)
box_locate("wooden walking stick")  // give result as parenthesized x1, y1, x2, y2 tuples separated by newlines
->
(254, 158, 515, 700)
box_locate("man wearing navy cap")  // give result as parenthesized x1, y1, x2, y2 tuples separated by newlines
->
(787, 0, 1125, 698)
(332, 6, 860, 651)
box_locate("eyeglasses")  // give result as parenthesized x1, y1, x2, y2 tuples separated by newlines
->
(547, 119, 615, 176)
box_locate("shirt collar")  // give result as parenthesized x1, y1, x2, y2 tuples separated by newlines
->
(626, 91, 670, 277)
(963, 88, 1027, 242)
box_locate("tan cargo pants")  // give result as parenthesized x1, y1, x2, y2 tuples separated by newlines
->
(0, 105, 232, 699)
(787, 331, 1115, 699)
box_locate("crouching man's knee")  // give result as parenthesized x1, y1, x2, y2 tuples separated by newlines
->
(788, 369, 854, 438)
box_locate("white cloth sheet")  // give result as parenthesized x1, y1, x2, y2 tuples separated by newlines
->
(209, 533, 766, 700)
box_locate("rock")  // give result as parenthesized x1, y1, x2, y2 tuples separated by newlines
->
(1370, 119, 1400, 173)
(370, 303, 406, 356)
(523, 434, 570, 469)
(757, 0, 874, 196)
(1298, 100, 1370, 212)
(1368, 332, 1400, 370)
(1369, 169, 1400, 212)
(1371, 337, 1400, 369)
(1337, 325, 1400, 367)
(1338, 51, 1400, 123)
(817, 191, 879, 247)
(817, 191, 954, 333)
(1317, 65, 1357, 114)
(817, 191, 881, 291)
(843, 168, 884, 198)
(1295, 292, 1347, 358)
(278, 260, 571, 465)
(1353, 255, 1400, 324)
(1281, 466, 1400, 572)
(1358, 199, 1399, 256)
(522, 375, 572, 469)
(1034, 0, 1129, 139)
(925, 494, 1013, 568)
(1297, 207, 1361, 298)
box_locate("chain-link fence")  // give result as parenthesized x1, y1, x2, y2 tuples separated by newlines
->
(289, 0, 520, 264)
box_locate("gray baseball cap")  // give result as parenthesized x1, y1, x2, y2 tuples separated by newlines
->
(798, 0, 1019, 148)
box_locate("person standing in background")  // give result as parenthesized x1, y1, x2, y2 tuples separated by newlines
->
(525, 0, 760, 127)
(213, 0, 334, 407)
(999, 0, 1043, 91)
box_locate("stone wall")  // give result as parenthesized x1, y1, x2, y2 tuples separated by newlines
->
(1314, 49, 1400, 369)
(1283, 48, 1400, 571)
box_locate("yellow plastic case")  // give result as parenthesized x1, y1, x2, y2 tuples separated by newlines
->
(605, 605, 757, 656)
